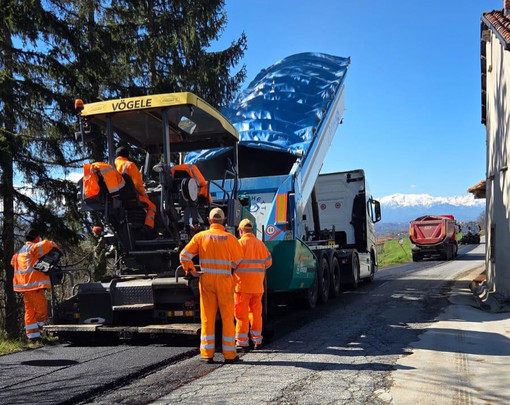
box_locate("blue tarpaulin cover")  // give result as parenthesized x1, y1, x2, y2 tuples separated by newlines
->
(185, 52, 350, 164)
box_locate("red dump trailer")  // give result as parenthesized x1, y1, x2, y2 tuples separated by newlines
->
(409, 215, 458, 261)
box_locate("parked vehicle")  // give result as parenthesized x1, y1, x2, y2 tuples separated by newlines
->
(409, 215, 458, 261)
(460, 222, 481, 244)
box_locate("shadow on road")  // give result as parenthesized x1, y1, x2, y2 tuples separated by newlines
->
(21, 359, 79, 367)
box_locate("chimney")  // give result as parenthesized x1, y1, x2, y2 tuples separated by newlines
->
(506, 0, 510, 16)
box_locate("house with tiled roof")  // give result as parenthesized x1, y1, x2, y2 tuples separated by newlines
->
(479, 0, 510, 299)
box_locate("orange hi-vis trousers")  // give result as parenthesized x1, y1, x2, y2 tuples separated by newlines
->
(23, 290, 48, 339)
(138, 194, 156, 228)
(199, 274, 237, 360)
(234, 292, 263, 347)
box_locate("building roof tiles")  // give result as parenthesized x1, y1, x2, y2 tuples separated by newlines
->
(484, 10, 510, 45)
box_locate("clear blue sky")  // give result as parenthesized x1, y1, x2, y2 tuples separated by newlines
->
(214, 0, 501, 198)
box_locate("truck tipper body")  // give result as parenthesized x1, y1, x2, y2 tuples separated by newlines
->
(192, 53, 381, 307)
(409, 215, 458, 261)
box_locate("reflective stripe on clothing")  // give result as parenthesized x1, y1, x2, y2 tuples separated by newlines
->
(201, 268, 232, 275)
(179, 223, 243, 275)
(115, 157, 156, 229)
(183, 223, 242, 360)
(90, 162, 126, 194)
(235, 291, 264, 347)
(235, 268, 265, 273)
(14, 280, 51, 290)
(234, 233, 272, 294)
(22, 289, 48, 339)
(12, 240, 56, 292)
(201, 334, 215, 341)
(114, 157, 145, 196)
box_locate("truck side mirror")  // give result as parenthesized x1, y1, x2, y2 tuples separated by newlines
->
(369, 199, 381, 223)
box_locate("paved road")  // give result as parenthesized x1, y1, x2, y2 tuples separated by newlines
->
(90, 244, 485, 404)
(0, 243, 483, 405)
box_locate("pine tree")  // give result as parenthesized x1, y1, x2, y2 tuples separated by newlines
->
(107, 0, 247, 108)
(0, 0, 247, 337)
(0, 1, 92, 337)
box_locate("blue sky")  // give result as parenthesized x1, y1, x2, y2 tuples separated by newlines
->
(214, 0, 502, 198)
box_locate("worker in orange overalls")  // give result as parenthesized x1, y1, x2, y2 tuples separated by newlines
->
(179, 208, 243, 364)
(11, 229, 59, 342)
(114, 146, 156, 229)
(234, 218, 272, 350)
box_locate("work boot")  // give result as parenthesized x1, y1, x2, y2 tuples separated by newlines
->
(235, 344, 249, 352)
(200, 357, 214, 364)
(253, 343, 262, 350)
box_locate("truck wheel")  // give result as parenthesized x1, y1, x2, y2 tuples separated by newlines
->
(303, 275, 318, 309)
(412, 251, 422, 262)
(350, 252, 360, 289)
(329, 255, 341, 297)
(318, 256, 330, 304)
(366, 253, 375, 283)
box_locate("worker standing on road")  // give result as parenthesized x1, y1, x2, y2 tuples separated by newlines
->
(234, 219, 272, 350)
(114, 146, 156, 229)
(11, 229, 59, 342)
(179, 208, 243, 363)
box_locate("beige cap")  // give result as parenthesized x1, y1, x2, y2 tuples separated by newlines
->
(238, 218, 253, 230)
(209, 207, 225, 220)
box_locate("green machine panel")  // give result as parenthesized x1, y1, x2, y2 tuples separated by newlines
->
(265, 239, 317, 292)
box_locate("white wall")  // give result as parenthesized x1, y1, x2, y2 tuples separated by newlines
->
(485, 28, 510, 298)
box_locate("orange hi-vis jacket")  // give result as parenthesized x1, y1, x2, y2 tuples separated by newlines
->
(84, 162, 125, 199)
(115, 157, 147, 197)
(235, 233, 272, 294)
(171, 164, 211, 202)
(179, 223, 243, 360)
(179, 223, 243, 276)
(115, 157, 157, 228)
(12, 240, 58, 292)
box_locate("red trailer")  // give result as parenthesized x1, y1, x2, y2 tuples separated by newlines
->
(409, 215, 458, 261)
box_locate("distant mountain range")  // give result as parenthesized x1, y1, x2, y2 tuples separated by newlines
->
(376, 193, 485, 234)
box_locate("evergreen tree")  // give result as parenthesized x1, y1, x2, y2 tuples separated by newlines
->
(0, 1, 94, 337)
(107, 0, 247, 108)
(0, 0, 247, 337)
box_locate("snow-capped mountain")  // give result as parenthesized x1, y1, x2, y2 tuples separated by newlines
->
(378, 193, 484, 225)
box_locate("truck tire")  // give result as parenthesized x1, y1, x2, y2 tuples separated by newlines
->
(412, 251, 422, 262)
(329, 255, 341, 297)
(350, 251, 360, 289)
(365, 252, 375, 283)
(302, 275, 318, 309)
(318, 256, 330, 304)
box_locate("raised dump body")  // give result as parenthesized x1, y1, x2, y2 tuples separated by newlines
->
(409, 215, 458, 261)
(191, 53, 381, 308)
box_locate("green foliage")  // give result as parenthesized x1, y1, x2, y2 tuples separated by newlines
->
(0, 330, 58, 355)
(0, 0, 246, 336)
(378, 238, 413, 268)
